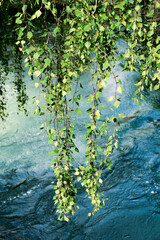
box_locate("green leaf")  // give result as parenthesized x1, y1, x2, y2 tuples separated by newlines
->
(137, 16, 142, 22)
(99, 26, 105, 32)
(107, 145, 112, 152)
(132, 22, 137, 31)
(103, 150, 107, 155)
(107, 160, 112, 170)
(119, 113, 125, 117)
(118, 79, 122, 85)
(44, 58, 51, 66)
(30, 10, 41, 20)
(75, 108, 81, 114)
(54, 149, 58, 154)
(138, 29, 143, 37)
(48, 139, 53, 144)
(141, 95, 145, 100)
(85, 41, 91, 49)
(101, 81, 107, 87)
(103, 61, 109, 69)
(88, 94, 93, 103)
(117, 86, 123, 94)
(15, 12, 21, 17)
(124, 49, 130, 58)
(49, 151, 53, 156)
(53, 27, 60, 37)
(40, 123, 44, 129)
(70, 28, 76, 33)
(70, 122, 74, 127)
(154, 84, 159, 90)
(75, 9, 81, 17)
(63, 54, 69, 59)
(108, 136, 112, 141)
(156, 2, 160, 8)
(35, 10, 42, 18)
(97, 146, 102, 151)
(84, 24, 91, 32)
(108, 96, 114, 102)
(35, 82, 39, 88)
(66, 6, 72, 13)
(113, 100, 120, 108)
(135, 5, 141, 12)
(147, 31, 154, 37)
(16, 17, 22, 24)
(115, 141, 118, 148)
(64, 216, 69, 222)
(132, 97, 138, 101)
(77, 176, 81, 182)
(27, 31, 33, 39)
(147, 10, 154, 16)
(80, 83, 83, 88)
(95, 110, 101, 120)
(91, 124, 96, 130)
(99, 178, 103, 183)
(34, 70, 41, 77)
(33, 52, 39, 59)
(96, 91, 101, 99)
(75, 147, 79, 153)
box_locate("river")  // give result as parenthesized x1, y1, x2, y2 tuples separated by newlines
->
(0, 39, 160, 240)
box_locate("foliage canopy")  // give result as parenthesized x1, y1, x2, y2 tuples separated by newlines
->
(0, 0, 160, 221)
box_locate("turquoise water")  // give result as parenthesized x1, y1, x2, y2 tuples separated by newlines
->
(0, 39, 160, 239)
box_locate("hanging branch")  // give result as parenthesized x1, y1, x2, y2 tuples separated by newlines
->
(0, 0, 159, 221)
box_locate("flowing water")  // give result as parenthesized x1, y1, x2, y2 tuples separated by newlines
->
(0, 39, 160, 240)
